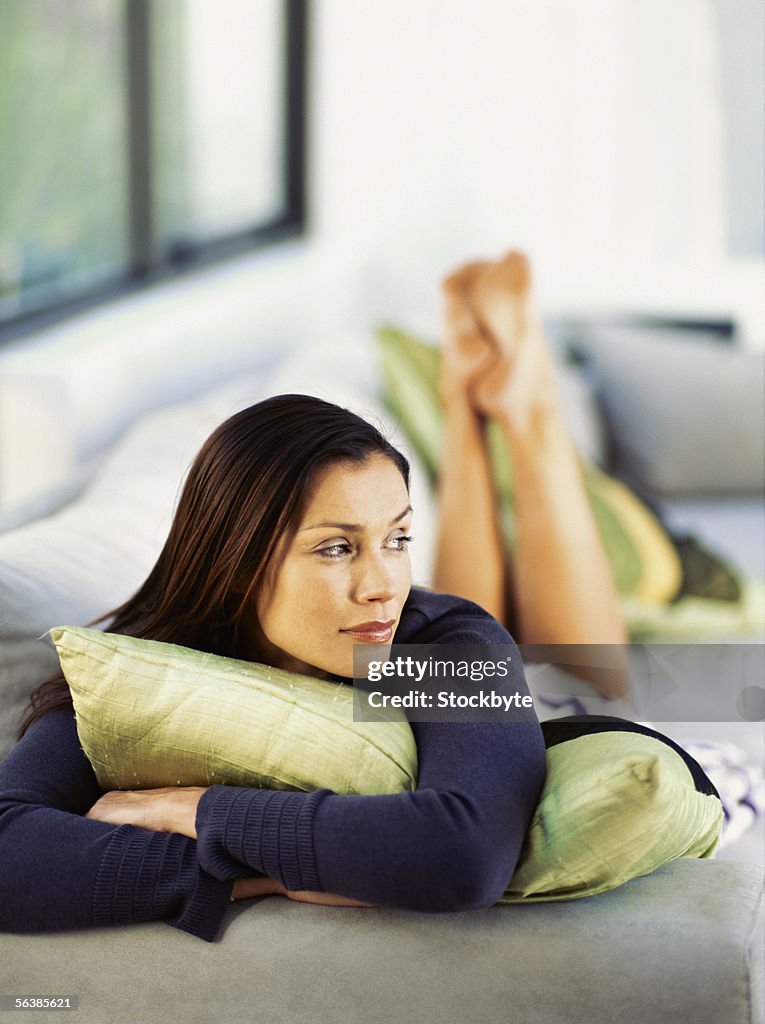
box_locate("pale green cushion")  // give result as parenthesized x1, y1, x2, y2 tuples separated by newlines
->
(49, 626, 417, 795)
(49, 627, 723, 903)
(500, 727, 723, 902)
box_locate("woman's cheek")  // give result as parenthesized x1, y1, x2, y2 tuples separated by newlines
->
(397, 554, 413, 591)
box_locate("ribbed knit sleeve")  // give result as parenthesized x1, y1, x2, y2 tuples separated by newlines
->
(91, 824, 230, 940)
(0, 710, 232, 942)
(196, 786, 327, 891)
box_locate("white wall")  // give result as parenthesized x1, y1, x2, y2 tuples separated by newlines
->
(1, 0, 763, 514)
(713, 0, 765, 259)
(308, 0, 761, 332)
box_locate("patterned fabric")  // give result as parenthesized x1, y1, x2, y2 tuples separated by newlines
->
(680, 740, 765, 847)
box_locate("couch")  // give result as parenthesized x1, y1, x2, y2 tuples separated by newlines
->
(1, 327, 763, 1024)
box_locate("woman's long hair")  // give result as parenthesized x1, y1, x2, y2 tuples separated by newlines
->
(19, 394, 410, 738)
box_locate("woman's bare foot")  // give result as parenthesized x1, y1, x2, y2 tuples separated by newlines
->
(465, 251, 533, 357)
(465, 252, 565, 445)
(439, 262, 496, 407)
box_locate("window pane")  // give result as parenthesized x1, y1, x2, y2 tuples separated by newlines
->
(0, 0, 130, 322)
(153, 0, 285, 253)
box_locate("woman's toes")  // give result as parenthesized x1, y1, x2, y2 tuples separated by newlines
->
(442, 294, 493, 366)
(442, 260, 487, 306)
(466, 252, 535, 356)
(440, 264, 498, 404)
(500, 250, 531, 293)
(442, 261, 495, 354)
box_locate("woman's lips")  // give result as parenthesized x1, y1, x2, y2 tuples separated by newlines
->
(340, 620, 396, 643)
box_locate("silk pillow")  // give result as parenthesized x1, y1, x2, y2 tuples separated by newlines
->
(50, 626, 417, 796)
(499, 716, 724, 902)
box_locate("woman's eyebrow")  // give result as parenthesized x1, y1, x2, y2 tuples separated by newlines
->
(300, 505, 413, 533)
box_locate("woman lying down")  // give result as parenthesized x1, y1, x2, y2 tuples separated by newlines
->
(0, 253, 651, 940)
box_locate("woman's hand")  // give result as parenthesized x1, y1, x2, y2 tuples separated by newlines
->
(282, 890, 374, 907)
(87, 794, 375, 906)
(231, 876, 374, 907)
(85, 786, 206, 839)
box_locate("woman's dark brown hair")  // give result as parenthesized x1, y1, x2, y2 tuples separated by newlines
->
(19, 394, 410, 738)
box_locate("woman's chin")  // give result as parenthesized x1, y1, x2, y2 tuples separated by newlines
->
(278, 639, 394, 683)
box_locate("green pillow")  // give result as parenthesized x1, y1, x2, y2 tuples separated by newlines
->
(49, 626, 417, 796)
(499, 717, 723, 902)
(50, 627, 722, 903)
(377, 324, 683, 605)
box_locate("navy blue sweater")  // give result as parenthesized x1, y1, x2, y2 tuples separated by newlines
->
(0, 590, 546, 941)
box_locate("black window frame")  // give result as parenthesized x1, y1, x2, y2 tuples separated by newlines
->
(0, 0, 308, 345)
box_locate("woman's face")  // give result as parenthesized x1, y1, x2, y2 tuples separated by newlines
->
(250, 454, 413, 679)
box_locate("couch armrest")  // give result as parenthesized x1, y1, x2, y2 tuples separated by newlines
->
(1, 858, 761, 1024)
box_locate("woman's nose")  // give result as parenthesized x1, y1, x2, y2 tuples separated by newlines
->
(354, 554, 399, 604)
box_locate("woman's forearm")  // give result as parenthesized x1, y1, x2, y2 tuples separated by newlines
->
(0, 711, 231, 941)
(231, 875, 373, 906)
(433, 395, 506, 621)
(86, 787, 373, 907)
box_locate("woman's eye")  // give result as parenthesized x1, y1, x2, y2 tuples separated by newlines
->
(317, 542, 353, 559)
(387, 535, 413, 552)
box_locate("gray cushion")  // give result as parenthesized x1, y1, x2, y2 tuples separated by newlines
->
(580, 327, 765, 497)
(1, 858, 761, 1024)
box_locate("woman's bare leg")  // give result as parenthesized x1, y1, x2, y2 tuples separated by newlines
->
(432, 266, 508, 622)
(435, 252, 628, 697)
(466, 252, 628, 695)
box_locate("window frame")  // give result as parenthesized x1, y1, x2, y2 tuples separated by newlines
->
(0, 0, 308, 344)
